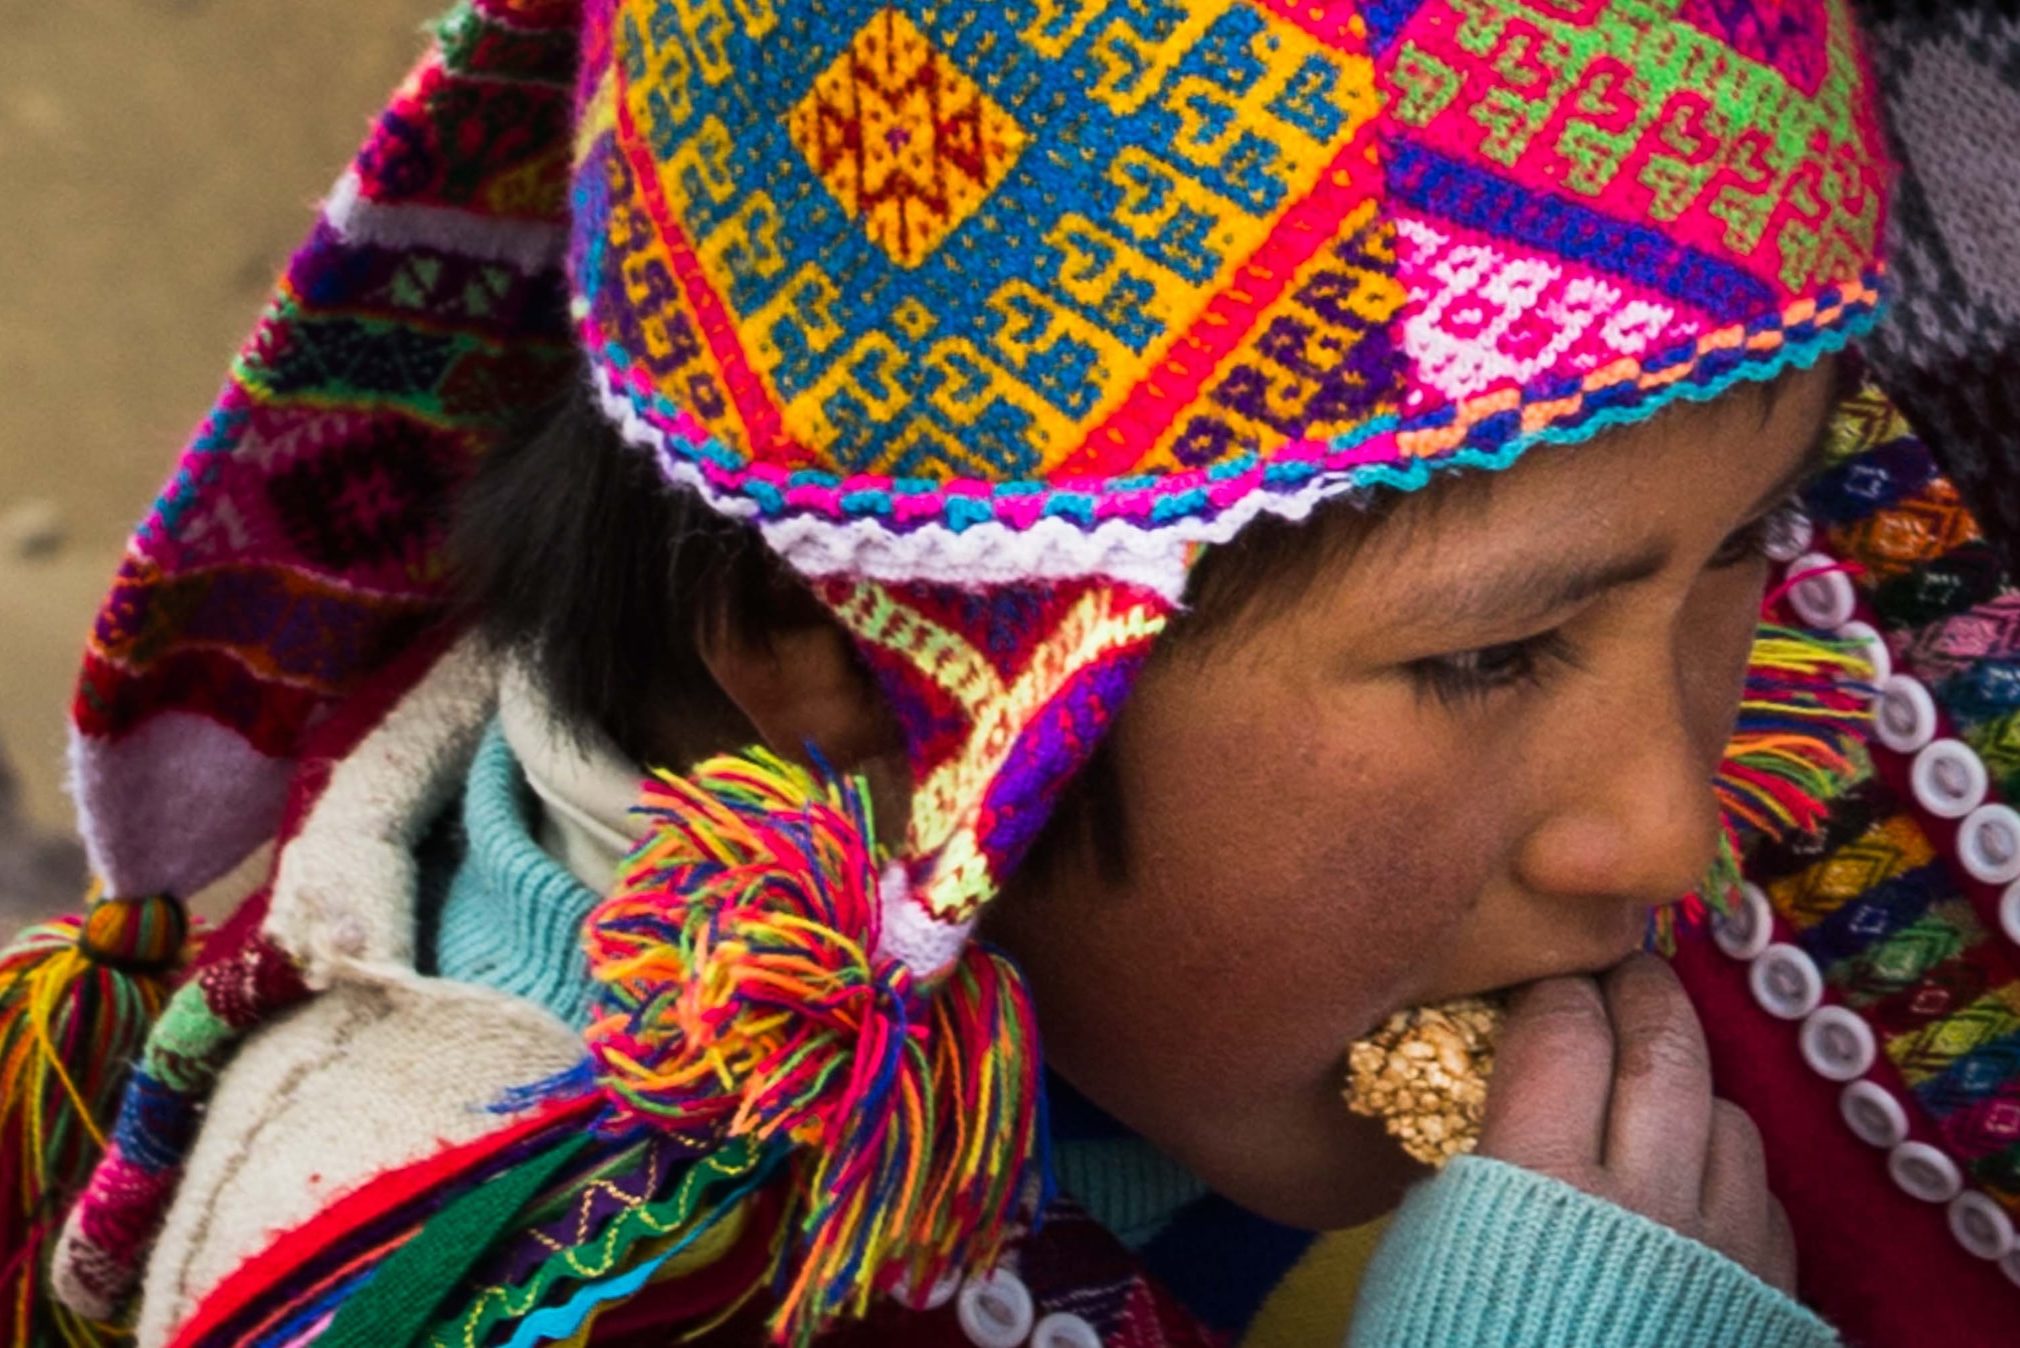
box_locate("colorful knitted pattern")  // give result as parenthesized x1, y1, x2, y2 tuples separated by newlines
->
(49, 937, 307, 1322)
(155, 1116, 1224, 1348)
(1640, 372, 2020, 1339)
(150, 1099, 614, 1348)
(1855, 0, 2020, 566)
(573, 0, 1889, 591)
(1746, 384, 2020, 1214)
(67, 0, 581, 908)
(822, 577, 1166, 938)
(405, 1136, 776, 1347)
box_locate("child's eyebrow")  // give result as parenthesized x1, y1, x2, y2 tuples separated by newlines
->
(1418, 545, 1672, 633)
(1411, 409, 1838, 634)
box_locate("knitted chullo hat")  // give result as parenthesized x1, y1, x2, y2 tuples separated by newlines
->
(3, 0, 1889, 1342)
(568, 0, 1888, 965)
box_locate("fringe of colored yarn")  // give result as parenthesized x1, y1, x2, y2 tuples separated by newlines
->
(0, 892, 192, 1346)
(583, 750, 1044, 1347)
(1661, 620, 1875, 948)
(1717, 624, 1874, 842)
(49, 934, 308, 1324)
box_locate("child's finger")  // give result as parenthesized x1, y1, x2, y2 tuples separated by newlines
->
(1478, 976, 1613, 1176)
(1763, 1194, 1798, 1294)
(1600, 955, 1713, 1220)
(1700, 1098, 1788, 1289)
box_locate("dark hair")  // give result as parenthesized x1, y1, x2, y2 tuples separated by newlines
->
(449, 384, 786, 765)
(452, 382, 1405, 738)
(448, 378, 1444, 881)
(448, 382, 1371, 884)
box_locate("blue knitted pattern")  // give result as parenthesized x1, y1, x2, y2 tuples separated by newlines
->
(433, 722, 604, 1031)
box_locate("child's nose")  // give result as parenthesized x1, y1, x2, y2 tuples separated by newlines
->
(1515, 689, 1724, 912)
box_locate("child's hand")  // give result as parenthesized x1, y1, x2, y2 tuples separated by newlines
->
(1476, 953, 1797, 1292)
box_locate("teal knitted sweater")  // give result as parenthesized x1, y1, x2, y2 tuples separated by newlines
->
(430, 723, 1839, 1346)
(1354, 1156, 1836, 1346)
(432, 723, 604, 1030)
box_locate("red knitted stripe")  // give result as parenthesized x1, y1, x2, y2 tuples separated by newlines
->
(1674, 935, 2019, 1342)
(163, 1094, 596, 1348)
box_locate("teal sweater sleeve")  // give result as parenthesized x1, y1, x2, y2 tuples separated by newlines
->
(1349, 1155, 1838, 1347)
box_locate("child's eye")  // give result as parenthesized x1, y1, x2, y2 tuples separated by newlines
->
(1407, 630, 1578, 707)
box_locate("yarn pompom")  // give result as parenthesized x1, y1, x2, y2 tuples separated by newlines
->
(583, 749, 1044, 1345)
(1, 891, 194, 1343)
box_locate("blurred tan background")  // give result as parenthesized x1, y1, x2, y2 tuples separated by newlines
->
(0, 0, 441, 925)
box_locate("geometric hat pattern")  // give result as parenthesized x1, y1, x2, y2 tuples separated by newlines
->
(577, 0, 1888, 595)
(571, 0, 1890, 968)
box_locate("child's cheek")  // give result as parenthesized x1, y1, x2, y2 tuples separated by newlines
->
(1056, 683, 1502, 1220)
(1240, 758, 1498, 1092)
(1123, 683, 1502, 1096)
(986, 655, 1513, 1223)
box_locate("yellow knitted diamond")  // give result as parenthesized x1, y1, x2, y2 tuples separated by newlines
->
(788, 7, 1027, 268)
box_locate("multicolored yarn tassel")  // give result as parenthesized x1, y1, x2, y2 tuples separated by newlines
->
(0, 892, 192, 1346)
(49, 934, 308, 1324)
(1716, 624, 1875, 843)
(1666, 619, 1875, 945)
(582, 750, 1044, 1346)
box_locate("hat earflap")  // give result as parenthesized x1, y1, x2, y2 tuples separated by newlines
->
(576, 576, 1169, 1343)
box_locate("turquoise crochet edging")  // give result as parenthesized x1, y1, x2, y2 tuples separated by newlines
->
(1346, 307, 1876, 497)
(585, 272, 1885, 541)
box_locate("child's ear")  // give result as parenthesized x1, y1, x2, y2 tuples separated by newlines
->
(694, 606, 911, 825)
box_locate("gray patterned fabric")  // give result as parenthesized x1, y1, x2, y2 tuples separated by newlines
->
(1859, 0, 2020, 556)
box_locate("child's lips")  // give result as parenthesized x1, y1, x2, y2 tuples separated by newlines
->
(1405, 945, 1651, 1025)
(1367, 912, 1655, 1033)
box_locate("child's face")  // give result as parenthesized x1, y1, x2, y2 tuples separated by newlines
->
(984, 362, 1843, 1231)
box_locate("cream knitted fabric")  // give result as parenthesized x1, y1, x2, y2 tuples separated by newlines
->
(496, 661, 640, 896)
(133, 980, 584, 1346)
(129, 650, 588, 1345)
